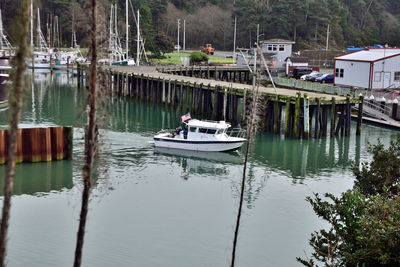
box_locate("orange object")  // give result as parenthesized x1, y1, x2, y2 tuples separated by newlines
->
(201, 44, 215, 55)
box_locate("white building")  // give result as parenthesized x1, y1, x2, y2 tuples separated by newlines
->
(284, 57, 309, 75)
(260, 39, 295, 68)
(334, 48, 400, 89)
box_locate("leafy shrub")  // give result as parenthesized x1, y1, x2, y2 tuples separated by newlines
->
(189, 51, 209, 63)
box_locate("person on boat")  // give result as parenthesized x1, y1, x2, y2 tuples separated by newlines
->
(176, 126, 182, 135)
(183, 125, 188, 139)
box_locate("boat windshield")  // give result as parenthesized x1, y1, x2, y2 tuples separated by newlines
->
(198, 128, 217, 134)
(216, 129, 225, 134)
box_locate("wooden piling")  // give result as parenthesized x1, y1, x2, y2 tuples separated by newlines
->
(294, 93, 301, 138)
(345, 97, 351, 136)
(284, 97, 291, 137)
(273, 96, 280, 134)
(356, 96, 363, 135)
(314, 98, 320, 138)
(330, 97, 336, 137)
(303, 94, 310, 139)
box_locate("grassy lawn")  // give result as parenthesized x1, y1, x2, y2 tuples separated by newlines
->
(150, 51, 235, 65)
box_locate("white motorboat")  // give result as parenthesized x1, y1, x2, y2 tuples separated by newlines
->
(154, 119, 246, 152)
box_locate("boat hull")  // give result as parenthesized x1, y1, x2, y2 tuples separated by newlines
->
(153, 137, 245, 152)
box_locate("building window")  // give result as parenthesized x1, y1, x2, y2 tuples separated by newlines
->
(395, 72, 400, 81)
(267, 44, 277, 51)
(279, 45, 285, 51)
(374, 72, 381, 82)
(335, 68, 344, 78)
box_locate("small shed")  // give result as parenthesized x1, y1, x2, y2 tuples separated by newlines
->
(284, 57, 309, 75)
(260, 39, 295, 68)
(334, 48, 400, 89)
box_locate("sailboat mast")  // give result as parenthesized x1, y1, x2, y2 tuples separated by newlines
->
(0, 10, 3, 50)
(126, 0, 128, 60)
(136, 9, 140, 66)
(37, 8, 40, 48)
(30, 0, 33, 47)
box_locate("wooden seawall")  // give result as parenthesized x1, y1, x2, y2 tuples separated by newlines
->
(0, 126, 73, 164)
(85, 65, 362, 139)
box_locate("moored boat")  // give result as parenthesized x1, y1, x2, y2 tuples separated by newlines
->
(154, 119, 246, 152)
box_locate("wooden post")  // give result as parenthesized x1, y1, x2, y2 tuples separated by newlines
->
(345, 96, 351, 136)
(303, 94, 310, 139)
(162, 78, 166, 103)
(213, 86, 219, 120)
(179, 80, 184, 110)
(0, 130, 7, 164)
(356, 95, 364, 135)
(294, 93, 301, 138)
(314, 98, 320, 138)
(330, 97, 336, 137)
(285, 98, 291, 137)
(273, 96, 280, 134)
(40, 128, 52, 161)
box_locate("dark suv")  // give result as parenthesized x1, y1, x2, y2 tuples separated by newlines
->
(291, 68, 313, 79)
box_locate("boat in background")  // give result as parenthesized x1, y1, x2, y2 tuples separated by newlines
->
(154, 119, 246, 152)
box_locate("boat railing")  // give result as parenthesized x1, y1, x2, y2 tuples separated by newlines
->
(226, 128, 247, 138)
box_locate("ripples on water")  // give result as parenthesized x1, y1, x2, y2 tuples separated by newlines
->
(0, 71, 397, 267)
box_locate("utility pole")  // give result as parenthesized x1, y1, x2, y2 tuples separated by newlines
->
(256, 24, 259, 45)
(233, 16, 237, 64)
(183, 19, 186, 51)
(177, 19, 180, 52)
(325, 24, 330, 51)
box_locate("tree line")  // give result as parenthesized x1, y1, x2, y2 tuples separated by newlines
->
(1, 0, 399, 54)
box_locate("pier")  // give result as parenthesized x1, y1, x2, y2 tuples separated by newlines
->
(78, 65, 362, 139)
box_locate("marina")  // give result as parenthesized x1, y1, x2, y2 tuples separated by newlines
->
(0, 72, 397, 266)
(83, 65, 363, 140)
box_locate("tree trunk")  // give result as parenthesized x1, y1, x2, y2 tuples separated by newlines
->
(0, 0, 29, 265)
(73, 0, 97, 266)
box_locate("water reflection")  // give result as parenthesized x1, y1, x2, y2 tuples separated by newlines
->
(154, 147, 243, 179)
(0, 160, 73, 196)
(252, 133, 355, 179)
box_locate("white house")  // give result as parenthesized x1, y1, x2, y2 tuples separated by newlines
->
(260, 39, 295, 68)
(334, 48, 400, 89)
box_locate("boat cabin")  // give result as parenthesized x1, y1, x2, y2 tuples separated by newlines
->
(186, 120, 230, 140)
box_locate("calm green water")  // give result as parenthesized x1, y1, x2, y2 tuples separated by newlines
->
(0, 71, 397, 267)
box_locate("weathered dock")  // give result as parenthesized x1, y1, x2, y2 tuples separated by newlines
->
(0, 126, 73, 164)
(81, 65, 362, 139)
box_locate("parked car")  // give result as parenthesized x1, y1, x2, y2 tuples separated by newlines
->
(291, 67, 313, 79)
(316, 73, 334, 83)
(301, 71, 318, 81)
(306, 72, 324, 82)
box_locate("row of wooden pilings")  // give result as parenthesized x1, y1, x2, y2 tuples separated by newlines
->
(103, 71, 242, 124)
(0, 126, 73, 164)
(98, 69, 362, 139)
(252, 93, 363, 138)
(158, 66, 252, 84)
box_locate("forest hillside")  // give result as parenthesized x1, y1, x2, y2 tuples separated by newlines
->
(1, 0, 399, 52)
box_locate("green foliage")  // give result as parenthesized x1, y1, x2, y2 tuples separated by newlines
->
(189, 51, 209, 63)
(352, 136, 400, 197)
(299, 135, 400, 267)
(154, 32, 174, 55)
